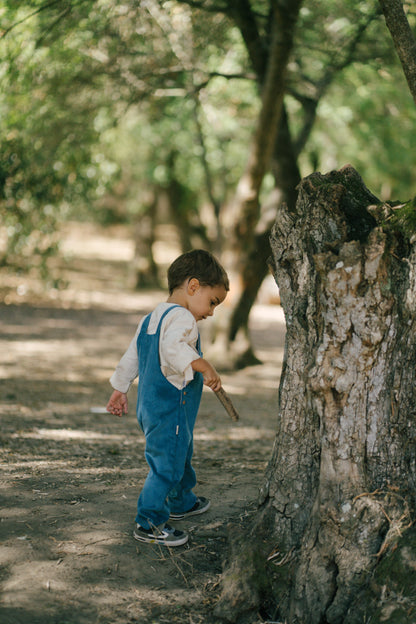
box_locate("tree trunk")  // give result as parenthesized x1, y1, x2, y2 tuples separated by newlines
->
(164, 152, 210, 253)
(133, 199, 159, 289)
(215, 165, 416, 623)
(227, 104, 301, 365)
(230, 0, 302, 252)
(224, 0, 302, 365)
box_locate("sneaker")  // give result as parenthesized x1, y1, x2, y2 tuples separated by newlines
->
(133, 523, 188, 547)
(169, 496, 211, 520)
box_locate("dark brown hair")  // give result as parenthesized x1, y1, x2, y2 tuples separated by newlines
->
(167, 249, 229, 295)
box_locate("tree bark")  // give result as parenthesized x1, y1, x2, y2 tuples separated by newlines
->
(378, 0, 416, 105)
(215, 165, 416, 623)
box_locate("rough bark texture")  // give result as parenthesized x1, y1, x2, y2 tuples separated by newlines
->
(216, 165, 416, 623)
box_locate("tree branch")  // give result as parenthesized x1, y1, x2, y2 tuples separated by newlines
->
(291, 8, 382, 156)
(35, 6, 73, 46)
(1, 0, 68, 38)
(378, 0, 416, 105)
(225, 0, 268, 80)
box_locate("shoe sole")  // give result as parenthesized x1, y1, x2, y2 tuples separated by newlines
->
(170, 499, 211, 520)
(133, 530, 189, 547)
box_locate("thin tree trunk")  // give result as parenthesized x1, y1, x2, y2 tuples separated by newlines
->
(133, 197, 159, 288)
(230, 0, 302, 251)
(164, 153, 210, 252)
(227, 105, 301, 363)
(379, 0, 416, 105)
(215, 165, 416, 623)
(223, 2, 302, 366)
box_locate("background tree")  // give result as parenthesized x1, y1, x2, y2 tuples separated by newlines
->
(0, 1, 120, 276)
(220, 0, 403, 364)
(0, 0, 255, 282)
(221, 0, 303, 366)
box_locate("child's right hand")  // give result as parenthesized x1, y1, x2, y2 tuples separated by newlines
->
(106, 390, 128, 417)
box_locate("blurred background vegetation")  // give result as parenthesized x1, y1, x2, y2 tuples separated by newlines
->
(1, 0, 415, 359)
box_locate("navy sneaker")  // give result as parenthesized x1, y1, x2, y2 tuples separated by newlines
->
(169, 496, 211, 520)
(133, 523, 188, 546)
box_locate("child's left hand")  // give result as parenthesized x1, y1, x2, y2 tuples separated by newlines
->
(192, 357, 222, 392)
(201, 363, 222, 392)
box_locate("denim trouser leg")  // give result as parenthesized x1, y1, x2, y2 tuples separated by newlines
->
(168, 438, 197, 514)
(135, 415, 177, 529)
(135, 401, 198, 529)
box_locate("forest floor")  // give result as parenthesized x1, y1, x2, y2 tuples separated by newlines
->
(0, 223, 286, 624)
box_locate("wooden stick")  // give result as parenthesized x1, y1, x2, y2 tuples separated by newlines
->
(215, 387, 240, 422)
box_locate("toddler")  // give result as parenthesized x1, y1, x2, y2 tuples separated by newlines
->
(106, 249, 229, 546)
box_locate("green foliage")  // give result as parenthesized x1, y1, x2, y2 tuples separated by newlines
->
(301, 60, 416, 201)
(0, 1, 120, 270)
(382, 197, 416, 237)
(0, 0, 256, 271)
(1, 0, 416, 277)
(286, 0, 416, 202)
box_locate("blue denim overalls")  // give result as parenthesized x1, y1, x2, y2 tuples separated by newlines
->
(135, 305, 203, 529)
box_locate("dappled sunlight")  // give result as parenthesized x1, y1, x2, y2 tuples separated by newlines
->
(9, 424, 274, 444)
(1, 459, 71, 471)
(68, 466, 139, 476)
(194, 425, 274, 442)
(12, 428, 129, 442)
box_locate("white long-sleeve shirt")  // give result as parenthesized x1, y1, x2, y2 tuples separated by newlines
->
(109, 303, 201, 392)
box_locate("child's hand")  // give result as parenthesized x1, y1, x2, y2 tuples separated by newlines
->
(192, 357, 222, 392)
(106, 390, 128, 417)
(202, 363, 222, 392)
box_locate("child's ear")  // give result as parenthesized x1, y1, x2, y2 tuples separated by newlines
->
(187, 278, 200, 294)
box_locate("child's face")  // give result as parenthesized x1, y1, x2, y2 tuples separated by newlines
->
(187, 281, 227, 322)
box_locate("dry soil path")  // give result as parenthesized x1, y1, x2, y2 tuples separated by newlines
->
(0, 223, 285, 624)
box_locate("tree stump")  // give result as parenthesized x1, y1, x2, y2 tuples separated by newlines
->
(215, 165, 416, 623)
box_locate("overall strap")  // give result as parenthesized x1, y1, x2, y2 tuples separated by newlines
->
(138, 304, 182, 338)
(155, 304, 182, 333)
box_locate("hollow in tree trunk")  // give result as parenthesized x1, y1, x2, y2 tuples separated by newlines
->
(215, 165, 416, 623)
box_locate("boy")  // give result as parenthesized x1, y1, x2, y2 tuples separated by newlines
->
(106, 249, 229, 546)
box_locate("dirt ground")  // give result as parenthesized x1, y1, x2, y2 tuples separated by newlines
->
(0, 223, 286, 624)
